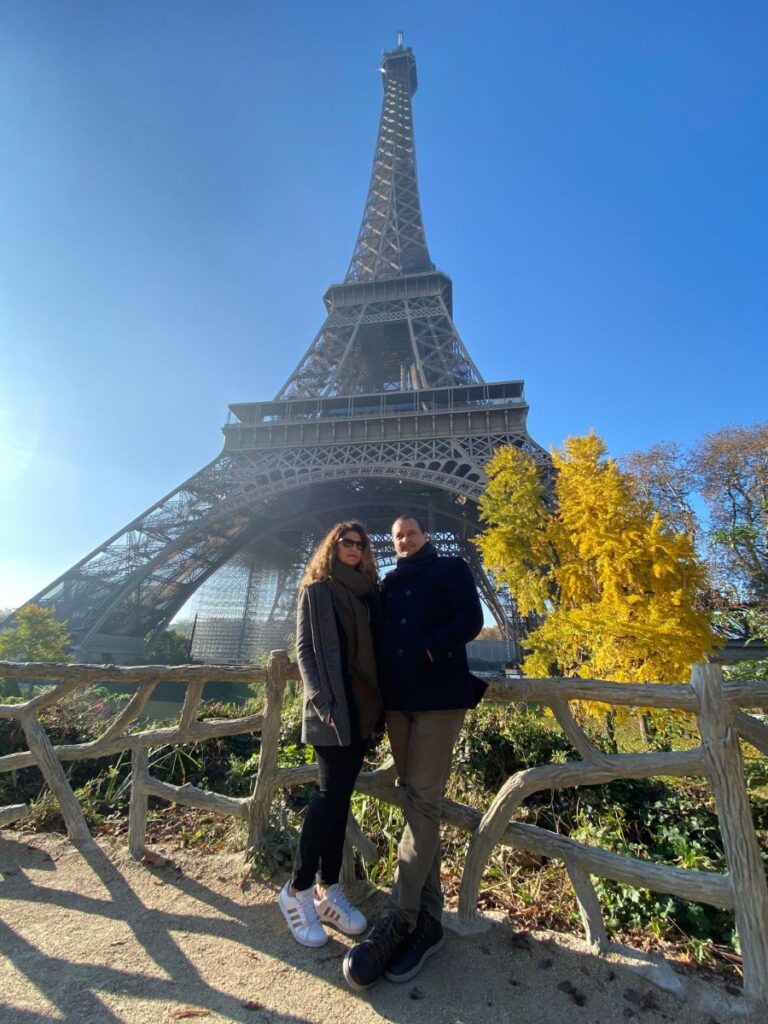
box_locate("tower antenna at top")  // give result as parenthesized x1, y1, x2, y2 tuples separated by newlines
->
(397, 30, 404, 47)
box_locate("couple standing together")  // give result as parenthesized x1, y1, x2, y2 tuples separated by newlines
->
(277, 515, 484, 990)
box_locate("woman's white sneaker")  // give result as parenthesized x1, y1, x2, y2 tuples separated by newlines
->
(278, 882, 328, 947)
(315, 883, 367, 936)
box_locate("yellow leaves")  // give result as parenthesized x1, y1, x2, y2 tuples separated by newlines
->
(477, 446, 553, 616)
(476, 432, 715, 694)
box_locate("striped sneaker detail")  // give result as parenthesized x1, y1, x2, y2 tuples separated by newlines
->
(315, 883, 367, 936)
(278, 882, 328, 948)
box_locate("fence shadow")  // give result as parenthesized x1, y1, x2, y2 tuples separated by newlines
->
(5, 832, 755, 1024)
(2, 657, 768, 1005)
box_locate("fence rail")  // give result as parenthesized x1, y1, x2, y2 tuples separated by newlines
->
(1, 657, 767, 1003)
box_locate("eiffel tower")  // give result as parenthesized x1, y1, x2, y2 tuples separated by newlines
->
(22, 38, 547, 665)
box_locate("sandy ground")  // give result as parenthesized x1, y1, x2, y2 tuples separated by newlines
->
(0, 832, 764, 1024)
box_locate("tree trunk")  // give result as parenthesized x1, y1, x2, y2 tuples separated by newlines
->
(603, 711, 618, 754)
(638, 713, 654, 746)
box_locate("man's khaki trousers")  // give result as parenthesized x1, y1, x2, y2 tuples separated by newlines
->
(385, 708, 466, 928)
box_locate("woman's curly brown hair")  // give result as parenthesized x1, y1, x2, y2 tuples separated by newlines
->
(300, 520, 378, 588)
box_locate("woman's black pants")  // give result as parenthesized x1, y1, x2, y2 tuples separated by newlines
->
(292, 737, 368, 891)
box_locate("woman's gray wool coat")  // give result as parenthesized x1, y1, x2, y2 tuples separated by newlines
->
(296, 581, 354, 747)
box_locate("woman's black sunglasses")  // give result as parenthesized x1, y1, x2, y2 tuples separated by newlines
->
(339, 537, 365, 551)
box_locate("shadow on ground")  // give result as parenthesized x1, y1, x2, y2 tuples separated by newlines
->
(0, 833, 760, 1024)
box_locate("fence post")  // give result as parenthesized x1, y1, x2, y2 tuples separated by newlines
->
(340, 838, 357, 887)
(19, 710, 95, 850)
(691, 662, 768, 1004)
(128, 746, 149, 860)
(566, 863, 609, 951)
(246, 650, 288, 860)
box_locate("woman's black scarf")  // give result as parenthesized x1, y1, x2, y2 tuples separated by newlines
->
(328, 561, 382, 738)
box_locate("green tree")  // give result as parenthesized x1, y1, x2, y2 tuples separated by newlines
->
(0, 605, 72, 697)
(475, 434, 714, 694)
(620, 442, 698, 539)
(148, 629, 191, 665)
(722, 610, 768, 682)
(623, 421, 768, 613)
(691, 422, 768, 608)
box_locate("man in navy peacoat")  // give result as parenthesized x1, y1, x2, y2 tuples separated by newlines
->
(379, 532, 485, 714)
(343, 515, 484, 991)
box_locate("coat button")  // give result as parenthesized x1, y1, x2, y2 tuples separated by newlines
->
(400, 617, 407, 625)
(397, 649, 403, 657)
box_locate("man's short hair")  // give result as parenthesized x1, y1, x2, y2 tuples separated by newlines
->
(392, 514, 427, 534)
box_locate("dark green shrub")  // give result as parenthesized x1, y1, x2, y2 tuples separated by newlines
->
(453, 703, 574, 794)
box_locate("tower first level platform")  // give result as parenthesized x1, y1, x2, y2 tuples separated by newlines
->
(226, 380, 528, 475)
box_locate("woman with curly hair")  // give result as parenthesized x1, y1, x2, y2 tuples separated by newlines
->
(278, 520, 383, 947)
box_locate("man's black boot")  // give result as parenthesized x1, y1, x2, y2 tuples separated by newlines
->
(342, 911, 410, 990)
(384, 908, 444, 983)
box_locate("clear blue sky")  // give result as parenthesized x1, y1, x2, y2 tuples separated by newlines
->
(1, 1, 766, 610)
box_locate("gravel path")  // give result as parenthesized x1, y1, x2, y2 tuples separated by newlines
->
(0, 833, 763, 1024)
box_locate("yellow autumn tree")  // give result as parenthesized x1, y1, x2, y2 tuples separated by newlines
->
(475, 434, 714, 687)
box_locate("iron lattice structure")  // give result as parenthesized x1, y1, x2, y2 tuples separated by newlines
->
(277, 44, 481, 398)
(18, 40, 547, 664)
